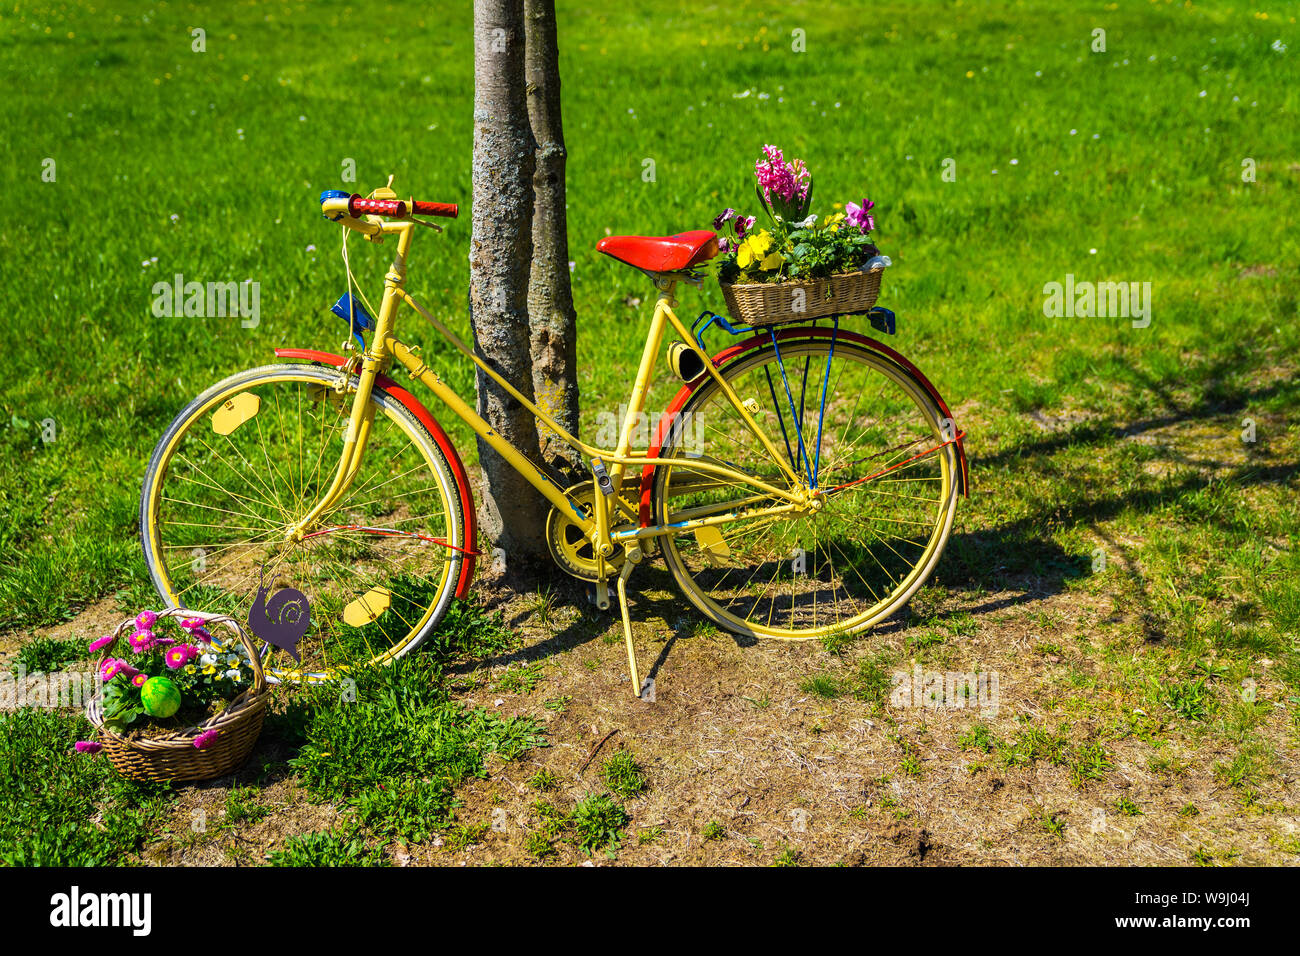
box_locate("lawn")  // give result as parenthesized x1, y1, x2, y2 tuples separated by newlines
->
(0, 0, 1297, 866)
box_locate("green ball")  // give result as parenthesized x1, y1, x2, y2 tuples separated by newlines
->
(141, 677, 182, 718)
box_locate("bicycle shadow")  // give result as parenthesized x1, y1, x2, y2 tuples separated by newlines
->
(455, 356, 1296, 674)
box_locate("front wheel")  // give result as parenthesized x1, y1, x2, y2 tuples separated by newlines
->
(652, 338, 959, 640)
(140, 364, 467, 681)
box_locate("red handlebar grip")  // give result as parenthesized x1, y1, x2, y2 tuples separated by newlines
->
(412, 200, 459, 219)
(349, 196, 407, 217)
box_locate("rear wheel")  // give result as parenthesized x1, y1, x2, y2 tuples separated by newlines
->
(140, 364, 466, 681)
(652, 338, 958, 640)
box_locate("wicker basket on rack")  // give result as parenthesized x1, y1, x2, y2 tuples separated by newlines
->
(720, 266, 883, 327)
(86, 608, 269, 783)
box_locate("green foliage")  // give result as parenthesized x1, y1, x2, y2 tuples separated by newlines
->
(702, 820, 727, 841)
(0, 709, 172, 865)
(957, 723, 997, 753)
(12, 635, 84, 675)
(570, 793, 629, 855)
(224, 786, 271, 825)
(600, 748, 648, 799)
(267, 830, 388, 867)
(799, 673, 844, 699)
(528, 768, 561, 792)
(288, 653, 543, 843)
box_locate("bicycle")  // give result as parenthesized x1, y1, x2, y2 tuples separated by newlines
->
(140, 178, 968, 697)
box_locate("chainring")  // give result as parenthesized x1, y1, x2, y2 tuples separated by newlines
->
(545, 481, 641, 581)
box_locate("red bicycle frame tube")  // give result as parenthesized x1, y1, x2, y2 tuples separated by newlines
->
(274, 348, 478, 598)
(637, 327, 970, 527)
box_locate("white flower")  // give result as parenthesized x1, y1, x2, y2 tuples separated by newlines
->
(223, 668, 241, 680)
(199, 654, 217, 667)
(794, 215, 818, 229)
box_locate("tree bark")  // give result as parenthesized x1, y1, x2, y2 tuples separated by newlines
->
(524, 0, 582, 480)
(469, 0, 549, 574)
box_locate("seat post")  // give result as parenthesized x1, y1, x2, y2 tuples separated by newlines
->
(608, 276, 676, 493)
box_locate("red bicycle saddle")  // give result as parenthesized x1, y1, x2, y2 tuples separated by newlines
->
(596, 230, 719, 273)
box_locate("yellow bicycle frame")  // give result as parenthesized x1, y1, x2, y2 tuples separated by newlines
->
(292, 218, 815, 564)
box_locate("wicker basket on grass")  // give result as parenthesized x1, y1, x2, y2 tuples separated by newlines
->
(720, 266, 883, 327)
(86, 608, 269, 783)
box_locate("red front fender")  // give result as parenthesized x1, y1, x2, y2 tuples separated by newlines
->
(637, 328, 969, 526)
(274, 348, 478, 597)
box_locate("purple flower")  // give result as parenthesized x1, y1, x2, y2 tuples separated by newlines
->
(735, 215, 756, 239)
(712, 208, 737, 231)
(88, 633, 115, 654)
(718, 237, 734, 254)
(192, 627, 212, 644)
(135, 610, 158, 629)
(193, 729, 221, 750)
(75, 741, 103, 755)
(844, 198, 876, 233)
(180, 617, 205, 631)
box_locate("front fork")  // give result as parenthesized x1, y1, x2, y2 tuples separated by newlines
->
(287, 223, 413, 541)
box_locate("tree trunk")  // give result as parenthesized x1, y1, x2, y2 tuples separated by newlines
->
(524, 0, 582, 480)
(469, 0, 549, 575)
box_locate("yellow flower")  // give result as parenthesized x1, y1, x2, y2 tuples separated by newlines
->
(736, 230, 774, 269)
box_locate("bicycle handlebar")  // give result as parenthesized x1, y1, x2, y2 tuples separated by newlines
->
(350, 196, 459, 219)
(319, 190, 458, 228)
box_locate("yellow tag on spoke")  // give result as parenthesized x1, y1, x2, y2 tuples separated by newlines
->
(211, 393, 261, 436)
(343, 586, 392, 627)
(694, 526, 731, 566)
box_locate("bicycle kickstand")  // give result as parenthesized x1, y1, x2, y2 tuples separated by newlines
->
(615, 546, 646, 699)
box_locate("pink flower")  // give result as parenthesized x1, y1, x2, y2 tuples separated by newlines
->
(128, 629, 155, 653)
(131, 673, 148, 687)
(180, 617, 205, 631)
(193, 729, 221, 750)
(75, 741, 103, 754)
(88, 633, 116, 654)
(100, 658, 123, 681)
(135, 610, 158, 629)
(755, 144, 810, 207)
(165, 645, 198, 669)
(192, 627, 212, 644)
(844, 198, 876, 233)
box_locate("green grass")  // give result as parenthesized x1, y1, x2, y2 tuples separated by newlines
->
(600, 748, 648, 799)
(0, 0, 1295, 635)
(11, 635, 84, 675)
(267, 829, 389, 867)
(1, 0, 1298, 866)
(0, 709, 173, 865)
(570, 792, 629, 855)
(287, 652, 544, 842)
